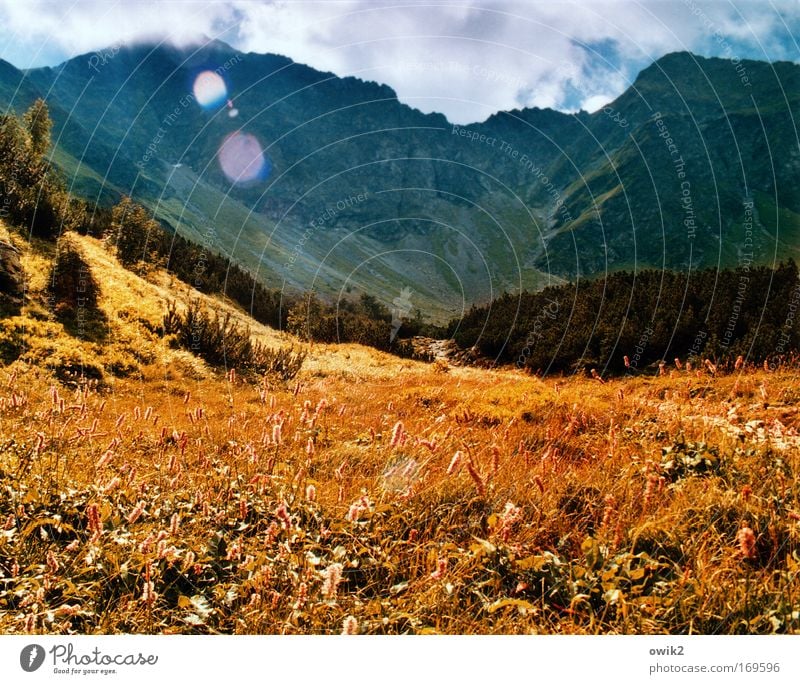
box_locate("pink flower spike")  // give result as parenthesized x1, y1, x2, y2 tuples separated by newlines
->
(341, 616, 358, 635)
(390, 421, 404, 448)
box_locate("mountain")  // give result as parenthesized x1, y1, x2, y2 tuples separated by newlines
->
(1, 44, 798, 322)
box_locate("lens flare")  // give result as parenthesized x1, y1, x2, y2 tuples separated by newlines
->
(193, 71, 227, 109)
(218, 131, 271, 183)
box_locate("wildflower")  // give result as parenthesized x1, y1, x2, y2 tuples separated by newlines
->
(341, 616, 359, 635)
(642, 472, 659, 509)
(735, 355, 744, 370)
(430, 557, 447, 579)
(103, 476, 121, 494)
(347, 496, 371, 522)
(466, 461, 485, 496)
(740, 485, 752, 502)
(322, 562, 343, 599)
(272, 422, 282, 445)
(275, 502, 291, 531)
(623, 355, 630, 368)
(226, 542, 242, 562)
(674, 357, 682, 369)
(170, 513, 180, 535)
(497, 501, 522, 542)
(139, 534, 155, 554)
(182, 551, 196, 572)
(602, 495, 616, 528)
(390, 421, 404, 447)
(54, 604, 80, 617)
(305, 484, 317, 502)
(447, 451, 462, 475)
(87, 504, 102, 538)
(3, 514, 14, 530)
(306, 438, 315, 456)
(265, 521, 280, 544)
(11, 560, 19, 577)
(96, 450, 114, 469)
(65, 540, 80, 553)
(46, 550, 60, 574)
(408, 528, 418, 543)
(293, 582, 308, 610)
(737, 527, 757, 560)
(141, 581, 156, 606)
(127, 501, 146, 525)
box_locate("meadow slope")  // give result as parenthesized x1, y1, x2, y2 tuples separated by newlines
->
(1, 227, 799, 634)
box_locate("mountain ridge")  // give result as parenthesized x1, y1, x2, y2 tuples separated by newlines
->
(1, 44, 798, 322)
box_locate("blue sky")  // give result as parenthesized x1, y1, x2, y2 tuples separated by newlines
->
(0, 1, 798, 123)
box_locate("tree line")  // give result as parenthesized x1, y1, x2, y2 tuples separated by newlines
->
(447, 263, 800, 375)
(0, 99, 433, 356)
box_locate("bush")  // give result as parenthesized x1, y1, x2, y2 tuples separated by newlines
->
(163, 300, 305, 381)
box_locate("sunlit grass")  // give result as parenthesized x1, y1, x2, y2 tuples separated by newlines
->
(0, 229, 799, 635)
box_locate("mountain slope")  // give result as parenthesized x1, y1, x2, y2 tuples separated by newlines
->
(1, 46, 798, 322)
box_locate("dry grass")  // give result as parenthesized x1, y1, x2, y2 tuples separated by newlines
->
(1, 227, 799, 635)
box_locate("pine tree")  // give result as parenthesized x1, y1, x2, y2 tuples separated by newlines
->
(110, 196, 163, 269)
(23, 98, 52, 159)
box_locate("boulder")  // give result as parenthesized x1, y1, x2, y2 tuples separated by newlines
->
(0, 240, 25, 314)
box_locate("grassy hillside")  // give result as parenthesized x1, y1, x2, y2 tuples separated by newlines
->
(1, 224, 799, 634)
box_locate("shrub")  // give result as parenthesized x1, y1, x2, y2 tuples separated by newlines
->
(163, 300, 305, 381)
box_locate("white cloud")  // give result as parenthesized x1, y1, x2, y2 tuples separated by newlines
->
(0, 0, 796, 123)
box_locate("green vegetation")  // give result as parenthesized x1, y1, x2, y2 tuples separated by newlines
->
(451, 263, 800, 375)
(163, 300, 305, 382)
(0, 80, 800, 638)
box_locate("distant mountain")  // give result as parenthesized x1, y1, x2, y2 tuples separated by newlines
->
(1, 43, 798, 322)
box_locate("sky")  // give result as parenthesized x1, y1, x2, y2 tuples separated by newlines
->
(0, 0, 798, 124)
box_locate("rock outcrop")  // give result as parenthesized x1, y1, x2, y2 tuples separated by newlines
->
(0, 240, 24, 315)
